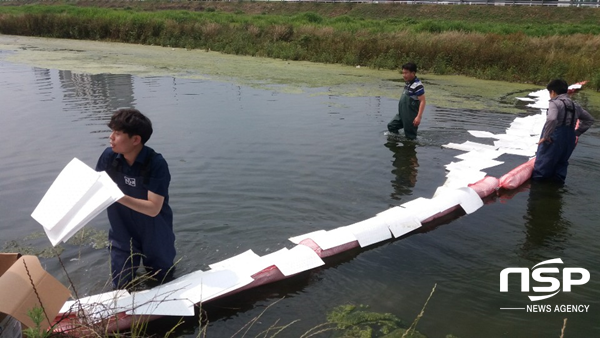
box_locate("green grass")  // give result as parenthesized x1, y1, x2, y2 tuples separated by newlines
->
(2, 3, 599, 36)
(0, 2, 599, 89)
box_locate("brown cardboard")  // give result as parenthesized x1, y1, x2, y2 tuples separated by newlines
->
(0, 254, 71, 330)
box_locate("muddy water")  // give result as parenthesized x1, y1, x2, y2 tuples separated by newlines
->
(0, 35, 598, 338)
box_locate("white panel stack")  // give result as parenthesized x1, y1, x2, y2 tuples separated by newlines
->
(31, 158, 124, 246)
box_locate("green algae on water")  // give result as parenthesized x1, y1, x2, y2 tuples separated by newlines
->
(1, 35, 599, 114)
(1, 228, 109, 258)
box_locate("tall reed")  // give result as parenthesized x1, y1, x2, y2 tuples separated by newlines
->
(0, 4, 598, 89)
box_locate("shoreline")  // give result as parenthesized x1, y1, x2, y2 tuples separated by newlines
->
(0, 34, 557, 114)
(1, 2, 599, 93)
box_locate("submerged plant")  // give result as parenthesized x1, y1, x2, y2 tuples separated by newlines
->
(325, 304, 422, 338)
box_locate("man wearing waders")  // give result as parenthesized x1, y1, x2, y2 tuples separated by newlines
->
(96, 109, 176, 289)
(532, 79, 594, 183)
(387, 62, 426, 140)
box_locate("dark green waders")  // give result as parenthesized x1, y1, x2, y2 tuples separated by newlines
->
(387, 88, 420, 140)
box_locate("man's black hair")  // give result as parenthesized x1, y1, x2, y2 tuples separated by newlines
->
(546, 79, 569, 95)
(108, 108, 153, 144)
(402, 62, 418, 73)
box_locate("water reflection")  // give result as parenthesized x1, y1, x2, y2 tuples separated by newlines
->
(384, 140, 419, 201)
(520, 182, 572, 260)
(59, 71, 135, 125)
(2, 57, 598, 337)
(33, 67, 54, 101)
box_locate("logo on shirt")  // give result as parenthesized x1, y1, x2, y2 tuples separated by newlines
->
(124, 176, 136, 187)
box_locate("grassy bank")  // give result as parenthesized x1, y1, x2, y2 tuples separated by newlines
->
(0, 2, 599, 89)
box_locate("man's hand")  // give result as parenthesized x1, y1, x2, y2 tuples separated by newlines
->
(415, 94, 425, 127)
(413, 116, 421, 127)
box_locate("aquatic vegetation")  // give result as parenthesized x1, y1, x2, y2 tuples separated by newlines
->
(7, 34, 594, 115)
(67, 228, 110, 250)
(326, 304, 415, 337)
(0, 3, 598, 90)
(1, 228, 108, 258)
(322, 284, 440, 338)
(2, 239, 64, 258)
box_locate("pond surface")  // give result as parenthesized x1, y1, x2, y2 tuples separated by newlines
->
(0, 44, 599, 338)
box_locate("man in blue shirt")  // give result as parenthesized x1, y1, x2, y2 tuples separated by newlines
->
(96, 109, 176, 289)
(387, 62, 427, 140)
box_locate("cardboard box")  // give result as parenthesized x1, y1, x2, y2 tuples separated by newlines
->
(0, 253, 71, 332)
